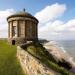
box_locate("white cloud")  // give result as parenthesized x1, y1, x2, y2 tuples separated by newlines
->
(35, 3, 66, 23)
(64, 19, 75, 31)
(38, 19, 75, 40)
(35, 3, 75, 40)
(0, 3, 75, 40)
(0, 9, 15, 38)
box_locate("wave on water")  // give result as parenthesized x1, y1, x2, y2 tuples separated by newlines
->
(49, 40, 75, 66)
(49, 41, 67, 53)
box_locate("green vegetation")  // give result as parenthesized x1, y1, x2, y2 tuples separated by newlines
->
(0, 40, 74, 75)
(23, 41, 74, 75)
(0, 40, 24, 75)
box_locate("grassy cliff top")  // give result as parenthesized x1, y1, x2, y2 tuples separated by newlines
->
(21, 41, 74, 75)
(0, 40, 24, 75)
(0, 40, 74, 75)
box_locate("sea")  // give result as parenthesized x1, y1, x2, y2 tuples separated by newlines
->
(55, 40, 75, 61)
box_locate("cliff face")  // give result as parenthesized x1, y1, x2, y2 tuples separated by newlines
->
(17, 46, 60, 75)
(44, 41, 75, 71)
(17, 41, 74, 75)
(43, 41, 74, 63)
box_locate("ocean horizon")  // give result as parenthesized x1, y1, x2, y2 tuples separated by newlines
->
(54, 40, 75, 61)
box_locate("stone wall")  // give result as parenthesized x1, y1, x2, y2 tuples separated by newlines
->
(7, 15, 38, 45)
(17, 46, 61, 75)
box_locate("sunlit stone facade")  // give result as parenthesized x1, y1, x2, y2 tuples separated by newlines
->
(7, 10, 38, 44)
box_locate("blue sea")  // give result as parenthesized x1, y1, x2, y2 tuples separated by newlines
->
(56, 40, 75, 61)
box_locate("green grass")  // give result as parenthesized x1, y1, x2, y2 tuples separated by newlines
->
(23, 41, 74, 75)
(0, 40, 24, 75)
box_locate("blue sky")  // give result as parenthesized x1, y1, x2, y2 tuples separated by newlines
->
(0, 0, 75, 18)
(0, 0, 75, 40)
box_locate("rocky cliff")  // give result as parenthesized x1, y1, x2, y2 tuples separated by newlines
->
(17, 41, 74, 75)
(17, 46, 60, 75)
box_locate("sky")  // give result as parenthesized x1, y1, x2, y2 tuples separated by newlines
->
(0, 0, 75, 40)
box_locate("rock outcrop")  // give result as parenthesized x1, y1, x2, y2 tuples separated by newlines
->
(43, 41, 75, 73)
(17, 46, 60, 75)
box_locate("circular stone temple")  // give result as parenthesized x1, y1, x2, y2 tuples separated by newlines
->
(7, 9, 39, 45)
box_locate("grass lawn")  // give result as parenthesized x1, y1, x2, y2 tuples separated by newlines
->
(0, 40, 24, 75)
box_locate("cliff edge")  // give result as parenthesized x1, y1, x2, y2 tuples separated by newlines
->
(17, 41, 74, 75)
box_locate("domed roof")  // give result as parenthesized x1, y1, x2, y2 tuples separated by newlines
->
(12, 11, 32, 16)
(7, 9, 38, 22)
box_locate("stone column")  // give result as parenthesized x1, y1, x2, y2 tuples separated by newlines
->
(25, 20, 28, 39)
(34, 23, 36, 38)
(32, 22, 35, 39)
(36, 23, 38, 39)
(10, 21, 13, 38)
(11, 21, 13, 38)
(34, 23, 38, 39)
(29, 21, 32, 39)
(24, 21, 25, 37)
(8, 22, 10, 38)
(16, 20, 19, 37)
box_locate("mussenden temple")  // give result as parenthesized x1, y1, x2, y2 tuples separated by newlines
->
(7, 9, 39, 45)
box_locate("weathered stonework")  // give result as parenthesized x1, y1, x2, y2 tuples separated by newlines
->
(17, 46, 61, 75)
(7, 10, 38, 45)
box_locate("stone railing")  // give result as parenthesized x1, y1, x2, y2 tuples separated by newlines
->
(17, 46, 60, 75)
